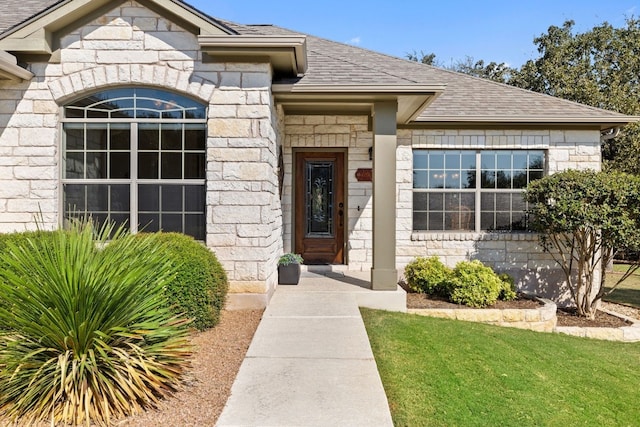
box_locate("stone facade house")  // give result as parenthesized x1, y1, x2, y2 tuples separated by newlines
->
(0, 0, 636, 308)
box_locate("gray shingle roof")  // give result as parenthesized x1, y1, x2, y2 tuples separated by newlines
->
(0, 0, 62, 34)
(0, 1, 633, 123)
(223, 21, 630, 122)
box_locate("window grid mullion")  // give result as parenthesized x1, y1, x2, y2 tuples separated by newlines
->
(131, 122, 138, 234)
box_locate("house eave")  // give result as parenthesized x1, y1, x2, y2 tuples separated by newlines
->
(199, 35, 308, 76)
(272, 84, 447, 125)
(411, 115, 640, 131)
(0, 51, 33, 81)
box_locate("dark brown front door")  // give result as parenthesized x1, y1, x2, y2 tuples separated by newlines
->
(295, 152, 345, 264)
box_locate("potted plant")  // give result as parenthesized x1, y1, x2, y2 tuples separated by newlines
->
(278, 253, 304, 285)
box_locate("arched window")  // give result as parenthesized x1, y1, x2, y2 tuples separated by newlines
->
(62, 88, 207, 240)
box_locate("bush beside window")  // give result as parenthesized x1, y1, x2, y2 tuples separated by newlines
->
(106, 232, 228, 331)
(404, 257, 515, 308)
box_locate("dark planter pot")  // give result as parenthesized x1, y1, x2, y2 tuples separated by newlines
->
(278, 263, 301, 285)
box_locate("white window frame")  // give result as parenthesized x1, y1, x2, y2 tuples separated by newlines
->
(59, 88, 207, 238)
(412, 149, 546, 232)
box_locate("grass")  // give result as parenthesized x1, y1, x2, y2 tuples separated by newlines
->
(362, 308, 640, 427)
(604, 263, 640, 308)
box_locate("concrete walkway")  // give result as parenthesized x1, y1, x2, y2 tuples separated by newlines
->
(216, 270, 404, 426)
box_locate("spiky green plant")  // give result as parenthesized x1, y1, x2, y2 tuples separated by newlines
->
(0, 221, 191, 426)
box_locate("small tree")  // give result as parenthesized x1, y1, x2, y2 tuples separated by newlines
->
(525, 170, 640, 318)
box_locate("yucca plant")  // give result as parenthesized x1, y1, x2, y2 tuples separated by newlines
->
(0, 221, 191, 426)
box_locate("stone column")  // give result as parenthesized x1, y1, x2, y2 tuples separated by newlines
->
(371, 101, 398, 290)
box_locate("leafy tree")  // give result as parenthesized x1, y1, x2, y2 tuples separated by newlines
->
(509, 19, 640, 174)
(406, 50, 439, 65)
(525, 170, 640, 318)
(406, 52, 511, 83)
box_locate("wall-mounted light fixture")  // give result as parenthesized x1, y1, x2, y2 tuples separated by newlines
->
(368, 146, 373, 161)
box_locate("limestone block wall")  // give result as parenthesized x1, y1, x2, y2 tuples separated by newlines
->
(283, 115, 373, 269)
(0, 0, 282, 305)
(397, 128, 602, 303)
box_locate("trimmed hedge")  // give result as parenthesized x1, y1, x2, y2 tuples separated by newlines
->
(103, 232, 228, 331)
(137, 233, 228, 331)
(404, 256, 516, 308)
(404, 256, 451, 296)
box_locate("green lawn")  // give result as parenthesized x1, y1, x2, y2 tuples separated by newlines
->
(362, 308, 640, 427)
(604, 263, 640, 307)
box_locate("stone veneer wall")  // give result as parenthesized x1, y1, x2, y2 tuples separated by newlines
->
(397, 129, 602, 303)
(284, 117, 602, 303)
(0, 1, 282, 308)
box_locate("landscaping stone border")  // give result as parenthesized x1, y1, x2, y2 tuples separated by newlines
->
(408, 297, 557, 332)
(554, 308, 640, 342)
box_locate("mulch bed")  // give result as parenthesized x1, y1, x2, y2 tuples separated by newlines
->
(406, 292, 541, 310)
(406, 292, 634, 328)
(555, 308, 630, 328)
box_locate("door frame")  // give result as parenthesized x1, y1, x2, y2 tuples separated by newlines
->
(292, 148, 348, 265)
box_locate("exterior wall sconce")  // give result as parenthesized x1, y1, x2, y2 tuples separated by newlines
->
(368, 146, 373, 161)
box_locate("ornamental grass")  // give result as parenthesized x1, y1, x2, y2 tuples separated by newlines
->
(0, 221, 191, 426)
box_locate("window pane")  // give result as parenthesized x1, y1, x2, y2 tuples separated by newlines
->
(481, 152, 495, 169)
(481, 212, 495, 230)
(185, 214, 205, 240)
(429, 170, 445, 189)
(462, 169, 476, 189)
(481, 170, 495, 188)
(529, 152, 544, 169)
(64, 184, 86, 212)
(110, 124, 130, 150)
(428, 193, 444, 211)
(444, 153, 460, 169)
(65, 125, 84, 150)
(512, 170, 528, 188)
(445, 171, 461, 189)
(66, 152, 84, 179)
(496, 171, 511, 189)
(495, 212, 511, 230)
(413, 171, 428, 189)
(481, 193, 495, 211)
(185, 126, 206, 150)
(413, 212, 427, 230)
(110, 152, 130, 179)
(413, 151, 428, 169)
(86, 152, 107, 179)
(461, 153, 476, 170)
(139, 124, 159, 150)
(110, 185, 130, 212)
(109, 213, 130, 229)
(497, 153, 511, 169)
(185, 153, 205, 179)
(513, 153, 528, 169)
(86, 184, 109, 211)
(161, 214, 183, 233)
(138, 213, 159, 232)
(161, 124, 182, 150)
(511, 212, 527, 231)
(161, 153, 182, 179)
(185, 185, 205, 212)
(162, 185, 183, 212)
(428, 212, 444, 231)
(495, 193, 511, 211)
(139, 185, 159, 211)
(138, 153, 159, 179)
(413, 192, 428, 211)
(429, 152, 445, 169)
(529, 170, 543, 182)
(86, 126, 107, 150)
(65, 107, 84, 119)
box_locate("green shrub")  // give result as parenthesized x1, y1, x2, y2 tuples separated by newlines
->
(498, 273, 517, 301)
(448, 260, 504, 308)
(404, 256, 452, 295)
(109, 232, 228, 331)
(0, 221, 191, 425)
